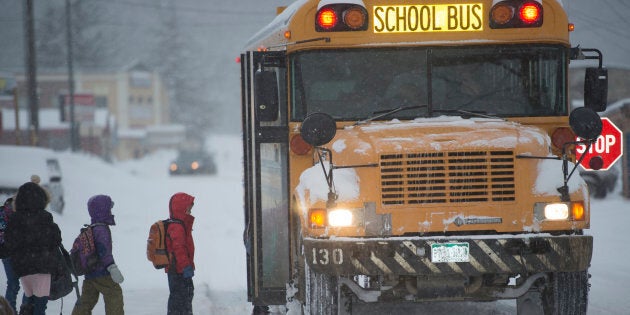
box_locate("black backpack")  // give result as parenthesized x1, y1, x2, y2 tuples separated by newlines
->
(0, 202, 12, 259)
(50, 244, 80, 301)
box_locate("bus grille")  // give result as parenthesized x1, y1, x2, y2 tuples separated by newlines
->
(380, 151, 515, 205)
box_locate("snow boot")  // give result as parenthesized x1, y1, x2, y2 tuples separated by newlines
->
(252, 305, 270, 315)
(18, 303, 33, 315)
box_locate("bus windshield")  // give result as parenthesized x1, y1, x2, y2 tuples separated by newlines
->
(290, 45, 566, 121)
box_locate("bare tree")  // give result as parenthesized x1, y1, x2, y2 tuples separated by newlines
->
(36, 0, 114, 70)
(153, 0, 214, 134)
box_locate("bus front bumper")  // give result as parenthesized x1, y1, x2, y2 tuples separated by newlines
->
(304, 235, 592, 276)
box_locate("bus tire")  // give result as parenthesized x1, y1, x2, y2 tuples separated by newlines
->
(304, 260, 339, 315)
(541, 271, 589, 315)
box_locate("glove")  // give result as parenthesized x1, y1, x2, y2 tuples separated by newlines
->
(182, 265, 194, 279)
(107, 264, 124, 284)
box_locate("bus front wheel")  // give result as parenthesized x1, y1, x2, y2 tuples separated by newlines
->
(304, 261, 343, 315)
(541, 271, 589, 315)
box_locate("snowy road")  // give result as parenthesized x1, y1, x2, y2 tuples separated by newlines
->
(2, 135, 628, 314)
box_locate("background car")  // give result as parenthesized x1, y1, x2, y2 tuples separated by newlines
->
(169, 149, 217, 175)
(0, 145, 65, 213)
(579, 164, 620, 199)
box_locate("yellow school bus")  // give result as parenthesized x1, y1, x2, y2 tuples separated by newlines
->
(240, 0, 607, 314)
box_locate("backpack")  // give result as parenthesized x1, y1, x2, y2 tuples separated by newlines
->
(50, 244, 79, 301)
(147, 219, 183, 269)
(0, 203, 12, 259)
(69, 224, 102, 276)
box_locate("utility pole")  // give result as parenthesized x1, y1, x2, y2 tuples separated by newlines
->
(13, 87, 21, 145)
(66, 0, 78, 151)
(23, 0, 38, 146)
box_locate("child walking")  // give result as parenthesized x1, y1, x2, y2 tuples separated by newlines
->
(72, 195, 124, 315)
(5, 182, 62, 315)
(0, 197, 24, 313)
(165, 192, 195, 315)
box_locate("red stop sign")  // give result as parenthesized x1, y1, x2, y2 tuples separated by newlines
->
(576, 117, 623, 171)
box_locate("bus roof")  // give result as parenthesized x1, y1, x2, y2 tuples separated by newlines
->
(244, 0, 570, 52)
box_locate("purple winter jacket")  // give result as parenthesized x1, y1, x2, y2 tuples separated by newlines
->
(85, 195, 117, 280)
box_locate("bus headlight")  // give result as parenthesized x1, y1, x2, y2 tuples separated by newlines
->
(308, 207, 364, 228)
(328, 209, 353, 227)
(543, 203, 569, 220)
(534, 202, 586, 221)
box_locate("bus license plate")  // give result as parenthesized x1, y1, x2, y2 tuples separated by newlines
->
(431, 242, 470, 263)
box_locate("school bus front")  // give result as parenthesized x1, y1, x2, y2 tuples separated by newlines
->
(241, 0, 606, 313)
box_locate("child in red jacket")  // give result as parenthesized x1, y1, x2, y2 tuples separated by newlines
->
(165, 192, 195, 315)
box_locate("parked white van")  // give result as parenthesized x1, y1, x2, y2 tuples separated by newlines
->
(0, 145, 65, 213)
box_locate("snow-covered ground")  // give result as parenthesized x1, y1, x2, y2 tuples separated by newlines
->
(1, 134, 628, 314)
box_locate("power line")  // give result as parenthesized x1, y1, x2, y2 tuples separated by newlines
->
(87, 0, 277, 16)
(570, 7, 630, 41)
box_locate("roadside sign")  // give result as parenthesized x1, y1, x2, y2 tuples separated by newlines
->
(59, 93, 96, 122)
(576, 117, 623, 171)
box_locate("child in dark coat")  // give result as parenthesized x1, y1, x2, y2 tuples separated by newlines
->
(5, 182, 62, 315)
(72, 195, 124, 315)
(0, 197, 26, 313)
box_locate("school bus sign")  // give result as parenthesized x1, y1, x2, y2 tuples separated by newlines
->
(373, 3, 483, 33)
(576, 117, 623, 171)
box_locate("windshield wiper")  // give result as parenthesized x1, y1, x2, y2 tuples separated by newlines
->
(431, 109, 505, 120)
(267, 37, 330, 49)
(355, 105, 427, 126)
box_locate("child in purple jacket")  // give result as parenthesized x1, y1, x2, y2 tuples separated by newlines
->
(72, 195, 124, 315)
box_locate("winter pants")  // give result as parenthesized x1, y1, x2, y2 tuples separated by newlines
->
(71, 275, 124, 315)
(2, 258, 26, 312)
(167, 272, 194, 315)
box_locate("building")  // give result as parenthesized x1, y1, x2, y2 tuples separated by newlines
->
(74, 62, 183, 160)
(0, 62, 185, 160)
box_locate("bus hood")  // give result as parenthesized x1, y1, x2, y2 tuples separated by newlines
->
(326, 117, 551, 165)
(295, 116, 589, 233)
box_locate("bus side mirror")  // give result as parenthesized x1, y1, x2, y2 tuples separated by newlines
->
(569, 107, 602, 141)
(254, 70, 279, 122)
(301, 112, 337, 146)
(584, 67, 608, 112)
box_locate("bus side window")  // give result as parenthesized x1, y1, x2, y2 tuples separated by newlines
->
(255, 70, 279, 122)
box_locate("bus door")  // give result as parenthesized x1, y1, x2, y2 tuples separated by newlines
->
(241, 50, 289, 306)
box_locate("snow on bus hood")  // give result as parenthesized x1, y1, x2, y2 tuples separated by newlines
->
(535, 158, 588, 197)
(295, 117, 587, 205)
(295, 162, 360, 206)
(329, 117, 550, 165)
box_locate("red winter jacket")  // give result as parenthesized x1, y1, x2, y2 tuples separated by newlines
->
(165, 192, 195, 274)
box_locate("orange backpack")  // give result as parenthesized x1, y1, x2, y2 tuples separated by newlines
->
(146, 219, 182, 269)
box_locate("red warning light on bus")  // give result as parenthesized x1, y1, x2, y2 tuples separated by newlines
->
(519, 3, 541, 24)
(317, 8, 338, 29)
